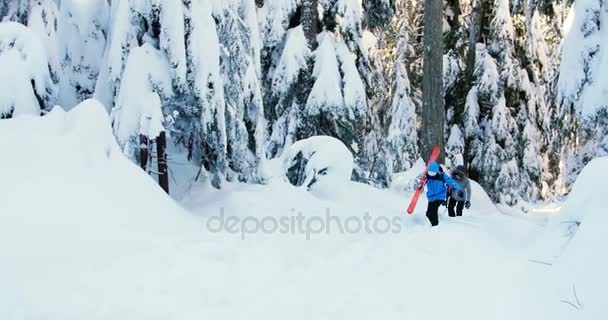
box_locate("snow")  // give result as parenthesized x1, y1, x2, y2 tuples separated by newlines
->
(271, 26, 311, 94)
(0, 21, 52, 93)
(306, 32, 345, 116)
(94, 0, 138, 110)
(55, 0, 109, 109)
(337, 0, 363, 38)
(382, 23, 418, 176)
(0, 100, 203, 319)
(464, 86, 481, 137)
(476, 44, 500, 100)
(1, 107, 608, 319)
(443, 53, 460, 90)
(336, 41, 367, 117)
(557, 0, 605, 117)
(492, 0, 515, 41)
(577, 5, 608, 116)
(446, 124, 465, 166)
(26, 0, 60, 76)
(0, 50, 41, 117)
(0, 21, 54, 116)
(276, 136, 354, 198)
(553, 160, 608, 319)
(258, 0, 299, 47)
(188, 0, 225, 126)
(111, 44, 173, 149)
(157, 0, 187, 90)
(361, 30, 377, 52)
(242, 0, 262, 75)
(529, 157, 608, 319)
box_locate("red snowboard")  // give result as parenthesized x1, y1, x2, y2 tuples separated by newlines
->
(407, 146, 441, 214)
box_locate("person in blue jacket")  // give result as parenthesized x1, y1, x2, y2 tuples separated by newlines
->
(423, 162, 463, 227)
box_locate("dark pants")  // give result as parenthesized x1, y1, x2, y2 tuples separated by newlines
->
(426, 200, 442, 226)
(448, 198, 464, 217)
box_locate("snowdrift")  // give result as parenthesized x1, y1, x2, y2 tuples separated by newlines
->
(0, 99, 204, 318)
(0, 104, 539, 319)
(552, 157, 608, 319)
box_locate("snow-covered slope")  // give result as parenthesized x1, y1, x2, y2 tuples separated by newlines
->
(0, 101, 592, 319)
(0, 100, 204, 318)
(552, 157, 608, 319)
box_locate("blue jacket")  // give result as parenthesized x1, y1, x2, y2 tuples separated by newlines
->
(426, 172, 462, 202)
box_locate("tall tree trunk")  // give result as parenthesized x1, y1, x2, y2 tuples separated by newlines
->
(139, 135, 149, 171)
(156, 131, 169, 194)
(421, 0, 444, 162)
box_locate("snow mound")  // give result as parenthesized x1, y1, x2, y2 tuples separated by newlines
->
(0, 99, 201, 317)
(552, 157, 608, 319)
(532, 157, 608, 260)
(558, 157, 608, 225)
(278, 136, 354, 196)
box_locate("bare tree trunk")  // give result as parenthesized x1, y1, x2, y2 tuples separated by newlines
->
(421, 0, 444, 162)
(139, 135, 149, 171)
(156, 131, 169, 194)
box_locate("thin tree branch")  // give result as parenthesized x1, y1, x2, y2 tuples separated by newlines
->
(560, 300, 580, 310)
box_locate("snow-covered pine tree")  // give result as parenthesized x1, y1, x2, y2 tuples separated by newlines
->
(93, 0, 142, 111)
(448, 0, 565, 204)
(464, 0, 524, 204)
(357, 32, 390, 184)
(260, 0, 369, 177)
(111, 43, 173, 192)
(0, 0, 30, 24)
(384, 5, 418, 176)
(92, 0, 266, 187)
(2, 0, 110, 110)
(302, 0, 368, 178)
(557, 0, 608, 188)
(258, 0, 307, 157)
(265, 25, 311, 156)
(0, 0, 591, 203)
(519, 2, 565, 199)
(0, 22, 56, 118)
(26, 0, 61, 85)
(363, 0, 395, 29)
(215, 0, 266, 183)
(53, 0, 109, 108)
(347, 0, 420, 185)
(180, 0, 228, 187)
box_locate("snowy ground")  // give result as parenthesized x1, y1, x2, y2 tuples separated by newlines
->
(1, 103, 605, 319)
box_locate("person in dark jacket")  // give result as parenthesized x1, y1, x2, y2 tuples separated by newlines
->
(447, 165, 472, 217)
(423, 162, 462, 227)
